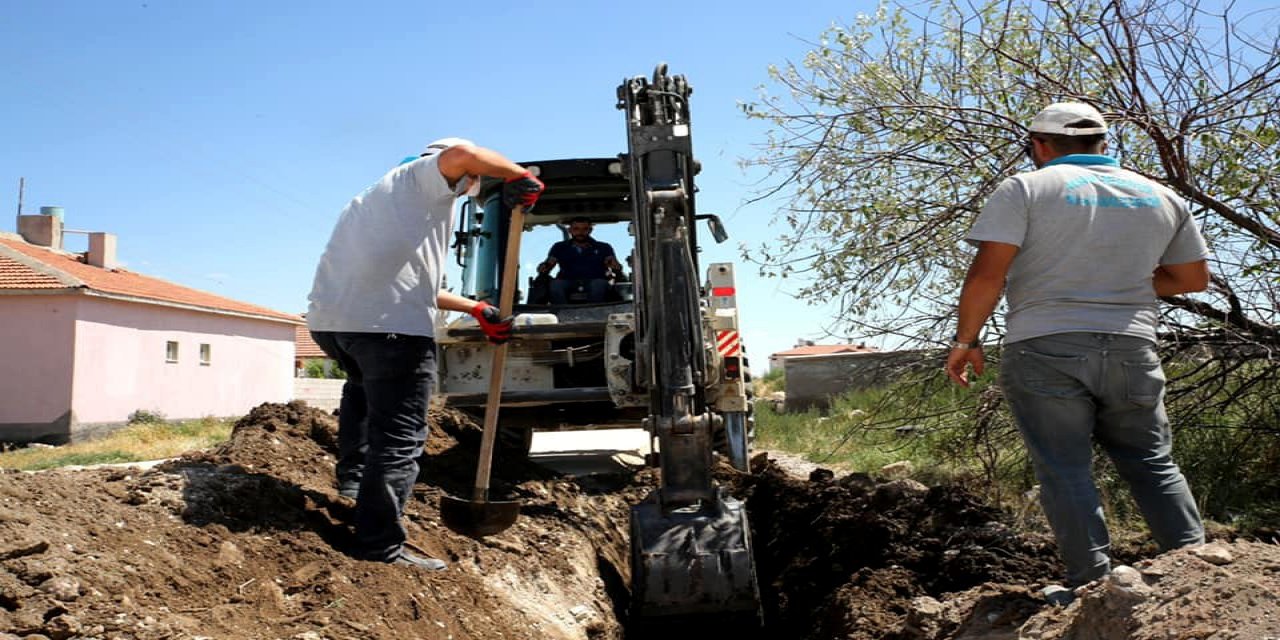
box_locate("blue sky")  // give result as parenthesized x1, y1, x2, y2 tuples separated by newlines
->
(2, 0, 878, 369)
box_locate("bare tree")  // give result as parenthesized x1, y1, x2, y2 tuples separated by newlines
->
(745, 0, 1280, 520)
(744, 0, 1280, 349)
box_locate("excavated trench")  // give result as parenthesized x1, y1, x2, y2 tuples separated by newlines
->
(12, 402, 1270, 640)
(419, 402, 1069, 639)
(612, 463, 1065, 639)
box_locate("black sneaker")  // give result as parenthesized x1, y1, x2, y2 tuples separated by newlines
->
(392, 550, 447, 571)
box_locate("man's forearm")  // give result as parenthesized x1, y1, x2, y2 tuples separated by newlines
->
(955, 272, 1004, 342)
(1153, 264, 1210, 296)
(1153, 268, 1177, 296)
(437, 290, 480, 313)
(462, 147, 528, 180)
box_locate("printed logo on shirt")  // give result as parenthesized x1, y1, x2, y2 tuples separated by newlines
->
(1063, 174, 1160, 209)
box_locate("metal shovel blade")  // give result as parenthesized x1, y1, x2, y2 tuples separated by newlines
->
(440, 492, 520, 537)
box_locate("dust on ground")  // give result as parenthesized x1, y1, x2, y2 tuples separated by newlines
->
(1, 401, 1276, 640)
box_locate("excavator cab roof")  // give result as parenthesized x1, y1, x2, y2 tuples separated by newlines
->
(476, 158, 632, 227)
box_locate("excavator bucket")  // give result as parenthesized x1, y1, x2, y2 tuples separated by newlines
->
(629, 487, 761, 619)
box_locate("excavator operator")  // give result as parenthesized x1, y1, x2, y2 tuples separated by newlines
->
(536, 216, 624, 304)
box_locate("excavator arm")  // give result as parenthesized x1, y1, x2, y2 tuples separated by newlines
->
(620, 64, 762, 621)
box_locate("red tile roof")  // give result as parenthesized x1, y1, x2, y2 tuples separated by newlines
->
(295, 325, 327, 359)
(0, 235, 300, 324)
(772, 344, 879, 358)
(0, 251, 64, 289)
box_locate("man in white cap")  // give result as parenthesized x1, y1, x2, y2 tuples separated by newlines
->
(945, 102, 1210, 595)
(307, 138, 543, 570)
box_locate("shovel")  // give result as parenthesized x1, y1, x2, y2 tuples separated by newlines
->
(441, 203, 527, 536)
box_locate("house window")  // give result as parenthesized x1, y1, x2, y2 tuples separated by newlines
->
(200, 343, 212, 366)
(165, 341, 179, 363)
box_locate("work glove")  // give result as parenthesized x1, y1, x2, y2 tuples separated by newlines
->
(469, 302, 513, 344)
(502, 171, 545, 210)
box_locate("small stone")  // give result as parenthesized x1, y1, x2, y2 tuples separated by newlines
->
(910, 595, 943, 617)
(1109, 565, 1145, 589)
(39, 576, 81, 601)
(904, 595, 944, 634)
(569, 604, 594, 622)
(44, 613, 82, 640)
(1103, 567, 1153, 609)
(483, 537, 524, 554)
(216, 541, 245, 567)
(1190, 542, 1234, 566)
(879, 461, 915, 477)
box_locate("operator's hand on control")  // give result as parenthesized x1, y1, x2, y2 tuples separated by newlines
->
(945, 345, 984, 388)
(469, 302, 513, 344)
(502, 171, 544, 210)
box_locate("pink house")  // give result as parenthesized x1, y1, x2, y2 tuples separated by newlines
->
(0, 213, 301, 443)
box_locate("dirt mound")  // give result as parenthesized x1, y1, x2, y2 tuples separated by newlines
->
(739, 462, 1061, 638)
(737, 461, 1280, 639)
(0, 402, 631, 640)
(1020, 540, 1280, 640)
(1, 401, 1277, 639)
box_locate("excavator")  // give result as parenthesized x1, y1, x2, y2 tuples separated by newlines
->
(437, 64, 761, 621)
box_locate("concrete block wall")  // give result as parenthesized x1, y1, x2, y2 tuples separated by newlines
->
(782, 349, 945, 412)
(293, 378, 344, 413)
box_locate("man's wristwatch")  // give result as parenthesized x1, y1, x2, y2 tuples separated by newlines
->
(949, 334, 981, 350)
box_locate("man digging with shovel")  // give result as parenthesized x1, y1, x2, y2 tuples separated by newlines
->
(307, 138, 543, 570)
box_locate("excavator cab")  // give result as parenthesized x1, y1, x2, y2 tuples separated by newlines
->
(523, 218, 634, 306)
(437, 65, 761, 622)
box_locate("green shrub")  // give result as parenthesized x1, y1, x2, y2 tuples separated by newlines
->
(303, 358, 347, 379)
(127, 409, 167, 425)
(756, 348, 1280, 536)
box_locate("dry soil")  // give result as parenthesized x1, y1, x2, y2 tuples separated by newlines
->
(1, 401, 1277, 640)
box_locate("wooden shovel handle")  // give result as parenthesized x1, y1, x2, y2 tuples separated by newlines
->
(472, 204, 526, 500)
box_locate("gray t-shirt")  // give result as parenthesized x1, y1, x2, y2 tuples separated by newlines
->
(306, 155, 460, 336)
(966, 155, 1209, 344)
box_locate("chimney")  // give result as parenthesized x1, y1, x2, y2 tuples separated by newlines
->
(87, 232, 118, 270)
(16, 206, 64, 249)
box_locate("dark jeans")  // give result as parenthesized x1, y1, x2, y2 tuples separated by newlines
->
(310, 330, 436, 562)
(1001, 332, 1204, 586)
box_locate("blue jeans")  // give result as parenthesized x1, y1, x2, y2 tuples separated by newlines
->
(550, 278, 609, 304)
(310, 331, 436, 562)
(1000, 332, 1203, 586)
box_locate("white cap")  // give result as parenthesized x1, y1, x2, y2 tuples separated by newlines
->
(1028, 102, 1108, 136)
(422, 137, 477, 157)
